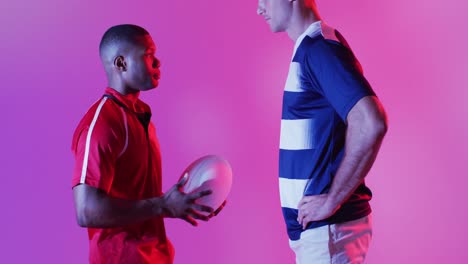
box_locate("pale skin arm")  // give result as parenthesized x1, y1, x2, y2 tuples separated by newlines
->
(73, 173, 214, 228)
(297, 96, 388, 229)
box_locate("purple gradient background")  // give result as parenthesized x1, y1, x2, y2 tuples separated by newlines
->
(1, 0, 467, 263)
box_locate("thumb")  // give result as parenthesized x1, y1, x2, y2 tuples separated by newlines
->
(176, 173, 189, 189)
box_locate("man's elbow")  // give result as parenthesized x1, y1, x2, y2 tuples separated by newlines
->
(75, 207, 90, 227)
(370, 114, 388, 140)
(73, 184, 100, 228)
(75, 201, 99, 227)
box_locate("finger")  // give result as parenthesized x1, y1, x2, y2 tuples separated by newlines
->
(297, 209, 303, 224)
(176, 173, 189, 189)
(190, 189, 213, 200)
(208, 207, 223, 219)
(302, 213, 312, 229)
(213, 200, 227, 216)
(182, 215, 198, 226)
(188, 209, 210, 221)
(297, 201, 305, 211)
(298, 198, 305, 207)
(302, 218, 309, 230)
(192, 204, 214, 214)
(298, 196, 311, 207)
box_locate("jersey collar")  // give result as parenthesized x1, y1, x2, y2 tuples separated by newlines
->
(293, 20, 323, 56)
(104, 87, 141, 112)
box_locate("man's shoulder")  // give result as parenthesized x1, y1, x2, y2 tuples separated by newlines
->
(80, 97, 123, 126)
(72, 97, 125, 147)
(296, 33, 354, 70)
(298, 34, 341, 55)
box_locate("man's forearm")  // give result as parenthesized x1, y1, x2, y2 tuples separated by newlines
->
(326, 97, 387, 209)
(74, 184, 165, 228)
(326, 133, 384, 208)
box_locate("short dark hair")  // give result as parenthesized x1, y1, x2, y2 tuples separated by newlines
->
(99, 24, 149, 56)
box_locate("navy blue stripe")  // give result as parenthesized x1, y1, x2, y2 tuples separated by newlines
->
(282, 91, 329, 120)
(280, 149, 332, 196)
(279, 149, 316, 180)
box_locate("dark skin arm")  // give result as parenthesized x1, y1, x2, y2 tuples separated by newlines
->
(73, 173, 214, 228)
(297, 96, 388, 228)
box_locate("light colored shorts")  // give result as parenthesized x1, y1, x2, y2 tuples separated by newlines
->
(289, 215, 372, 264)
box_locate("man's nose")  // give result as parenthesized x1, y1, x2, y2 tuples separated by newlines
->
(257, 1, 265, 15)
(153, 57, 160, 68)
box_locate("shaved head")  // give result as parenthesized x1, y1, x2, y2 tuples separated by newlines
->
(98, 24, 160, 94)
(99, 24, 150, 69)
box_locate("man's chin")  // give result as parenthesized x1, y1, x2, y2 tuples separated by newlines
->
(270, 25, 283, 33)
(142, 81, 159, 91)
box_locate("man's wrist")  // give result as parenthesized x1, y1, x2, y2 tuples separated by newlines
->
(324, 194, 341, 212)
(147, 197, 165, 217)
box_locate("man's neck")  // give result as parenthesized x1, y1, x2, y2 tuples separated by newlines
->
(108, 79, 140, 97)
(286, 5, 321, 42)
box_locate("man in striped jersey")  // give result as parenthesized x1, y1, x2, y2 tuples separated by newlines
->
(71, 24, 214, 264)
(257, 0, 388, 263)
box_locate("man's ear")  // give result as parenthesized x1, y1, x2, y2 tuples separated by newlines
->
(114, 56, 127, 71)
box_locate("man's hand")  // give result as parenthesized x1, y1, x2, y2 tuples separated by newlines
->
(297, 194, 340, 229)
(159, 173, 214, 226)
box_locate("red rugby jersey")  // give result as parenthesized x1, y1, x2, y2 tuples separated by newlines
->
(71, 87, 174, 264)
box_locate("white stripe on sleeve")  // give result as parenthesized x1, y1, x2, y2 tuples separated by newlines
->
(80, 97, 108, 184)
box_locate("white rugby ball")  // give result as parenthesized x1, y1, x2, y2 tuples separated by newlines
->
(180, 155, 232, 213)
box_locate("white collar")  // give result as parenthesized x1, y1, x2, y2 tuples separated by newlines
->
(293, 20, 323, 56)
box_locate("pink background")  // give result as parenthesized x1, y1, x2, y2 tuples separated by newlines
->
(1, 0, 467, 263)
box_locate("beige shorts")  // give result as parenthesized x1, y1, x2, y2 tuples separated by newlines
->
(289, 215, 373, 264)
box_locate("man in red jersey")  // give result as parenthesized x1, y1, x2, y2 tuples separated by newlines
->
(71, 24, 215, 264)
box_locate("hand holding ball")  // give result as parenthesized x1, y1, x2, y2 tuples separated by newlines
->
(180, 155, 232, 215)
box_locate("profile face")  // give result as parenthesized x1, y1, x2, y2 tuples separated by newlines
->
(257, 0, 292, 32)
(124, 34, 161, 91)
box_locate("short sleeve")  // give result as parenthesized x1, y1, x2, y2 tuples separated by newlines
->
(303, 39, 375, 121)
(71, 100, 124, 193)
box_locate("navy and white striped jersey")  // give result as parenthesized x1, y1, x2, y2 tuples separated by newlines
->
(279, 21, 375, 241)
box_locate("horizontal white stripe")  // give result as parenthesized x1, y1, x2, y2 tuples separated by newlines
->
(284, 62, 305, 92)
(279, 178, 309, 209)
(80, 97, 108, 184)
(280, 119, 316, 150)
